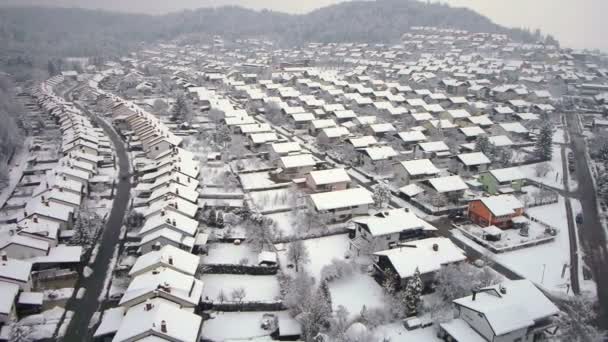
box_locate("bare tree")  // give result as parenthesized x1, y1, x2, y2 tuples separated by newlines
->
(230, 287, 247, 303)
(287, 239, 310, 272)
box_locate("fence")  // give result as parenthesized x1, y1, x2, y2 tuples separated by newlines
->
(454, 226, 555, 254)
(199, 263, 279, 276)
(199, 300, 285, 312)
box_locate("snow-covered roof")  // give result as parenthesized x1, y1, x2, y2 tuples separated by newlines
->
(369, 123, 396, 133)
(459, 126, 486, 137)
(362, 146, 398, 161)
(270, 142, 302, 154)
(374, 237, 466, 278)
(447, 109, 471, 119)
(427, 175, 468, 193)
(499, 122, 528, 134)
(440, 318, 486, 342)
(308, 168, 351, 186)
(352, 209, 436, 236)
(279, 154, 316, 168)
(399, 184, 425, 197)
(113, 299, 202, 342)
(488, 135, 514, 147)
(120, 267, 203, 307)
(348, 136, 378, 148)
(457, 152, 491, 166)
(419, 141, 450, 153)
(321, 126, 350, 138)
(477, 195, 523, 216)
(397, 159, 440, 176)
(310, 187, 373, 211)
(139, 211, 199, 237)
(453, 280, 559, 336)
(467, 115, 494, 126)
(94, 306, 126, 337)
(398, 131, 427, 143)
(488, 167, 525, 183)
(129, 245, 199, 277)
(0, 256, 32, 283)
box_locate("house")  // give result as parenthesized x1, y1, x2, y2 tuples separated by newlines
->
(268, 142, 302, 163)
(119, 267, 204, 309)
(112, 299, 203, 342)
(425, 175, 469, 203)
(308, 187, 374, 223)
(439, 280, 559, 342)
(373, 237, 466, 288)
(138, 211, 199, 241)
(453, 152, 491, 173)
(0, 253, 33, 291)
(305, 168, 351, 193)
(417, 141, 452, 168)
(393, 159, 440, 185)
(348, 136, 378, 150)
(359, 146, 398, 165)
(349, 209, 437, 254)
(276, 154, 317, 180)
(0, 233, 50, 260)
(317, 127, 350, 145)
(468, 195, 524, 228)
(129, 245, 199, 278)
(478, 167, 525, 194)
(0, 281, 19, 325)
(397, 131, 427, 149)
(138, 229, 195, 254)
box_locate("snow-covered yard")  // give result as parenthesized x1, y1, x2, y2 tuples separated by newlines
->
(202, 243, 258, 265)
(249, 188, 294, 212)
(265, 211, 298, 237)
(201, 311, 286, 341)
(494, 196, 576, 294)
(277, 233, 352, 282)
(328, 272, 387, 320)
(239, 171, 286, 190)
(373, 322, 442, 342)
(518, 146, 567, 190)
(200, 274, 281, 302)
(458, 221, 553, 250)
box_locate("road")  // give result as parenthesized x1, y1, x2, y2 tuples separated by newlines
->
(61, 86, 132, 341)
(565, 111, 608, 329)
(558, 120, 581, 295)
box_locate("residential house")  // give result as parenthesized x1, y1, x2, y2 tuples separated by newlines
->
(305, 168, 351, 193)
(478, 167, 525, 194)
(308, 187, 374, 223)
(468, 195, 524, 228)
(393, 159, 440, 185)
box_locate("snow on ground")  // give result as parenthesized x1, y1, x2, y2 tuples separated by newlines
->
(202, 243, 258, 265)
(328, 272, 387, 320)
(553, 128, 566, 144)
(202, 311, 286, 341)
(518, 146, 565, 189)
(277, 233, 351, 282)
(0, 138, 30, 208)
(266, 211, 298, 237)
(373, 322, 442, 342)
(18, 306, 68, 340)
(200, 274, 281, 302)
(495, 195, 574, 294)
(239, 171, 278, 190)
(249, 188, 293, 212)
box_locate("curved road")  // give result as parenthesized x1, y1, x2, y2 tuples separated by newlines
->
(61, 86, 132, 341)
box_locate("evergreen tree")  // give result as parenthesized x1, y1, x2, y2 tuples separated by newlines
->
(403, 268, 423, 316)
(475, 134, 492, 156)
(372, 183, 391, 209)
(535, 123, 553, 160)
(208, 208, 217, 227)
(216, 211, 225, 228)
(171, 93, 189, 122)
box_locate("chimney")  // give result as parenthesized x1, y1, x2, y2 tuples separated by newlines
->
(33, 216, 38, 223)
(145, 299, 153, 311)
(152, 242, 161, 251)
(472, 289, 477, 301)
(432, 243, 439, 252)
(499, 285, 507, 295)
(172, 219, 176, 226)
(161, 210, 165, 217)
(160, 320, 167, 333)
(1, 252, 7, 262)
(168, 256, 173, 265)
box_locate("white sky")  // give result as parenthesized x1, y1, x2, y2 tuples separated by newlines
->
(1, 0, 604, 51)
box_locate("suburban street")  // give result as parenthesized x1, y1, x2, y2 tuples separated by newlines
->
(60, 86, 132, 342)
(565, 111, 608, 328)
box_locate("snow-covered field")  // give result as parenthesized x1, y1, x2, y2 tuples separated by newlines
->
(328, 272, 387, 320)
(202, 243, 258, 265)
(277, 233, 352, 282)
(200, 274, 281, 302)
(201, 311, 286, 340)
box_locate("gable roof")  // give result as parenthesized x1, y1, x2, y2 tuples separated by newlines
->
(352, 209, 436, 236)
(310, 187, 373, 211)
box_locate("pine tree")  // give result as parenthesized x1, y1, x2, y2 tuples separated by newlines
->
(535, 123, 553, 160)
(216, 211, 225, 228)
(208, 208, 217, 227)
(171, 94, 189, 122)
(404, 268, 423, 316)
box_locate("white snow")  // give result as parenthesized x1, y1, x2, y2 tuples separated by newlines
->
(518, 147, 565, 189)
(202, 311, 286, 340)
(200, 274, 281, 302)
(373, 323, 442, 342)
(202, 243, 258, 265)
(328, 272, 387, 320)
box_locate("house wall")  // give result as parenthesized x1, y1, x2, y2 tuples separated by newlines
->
(458, 306, 495, 341)
(148, 140, 172, 159)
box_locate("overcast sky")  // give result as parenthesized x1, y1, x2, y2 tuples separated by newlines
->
(1, 0, 604, 51)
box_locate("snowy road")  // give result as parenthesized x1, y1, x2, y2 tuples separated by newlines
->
(60, 86, 132, 342)
(566, 111, 608, 329)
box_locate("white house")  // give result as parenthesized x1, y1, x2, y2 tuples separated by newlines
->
(393, 159, 440, 185)
(308, 187, 374, 222)
(305, 168, 351, 193)
(350, 209, 437, 254)
(440, 280, 559, 342)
